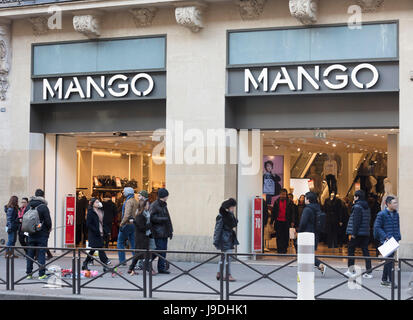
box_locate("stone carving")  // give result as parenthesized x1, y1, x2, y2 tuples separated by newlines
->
(29, 16, 49, 36)
(0, 25, 10, 101)
(289, 0, 318, 25)
(238, 0, 266, 20)
(175, 5, 205, 32)
(73, 15, 100, 38)
(356, 0, 384, 12)
(129, 7, 158, 27)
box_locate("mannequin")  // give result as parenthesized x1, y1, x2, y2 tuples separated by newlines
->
(323, 192, 342, 248)
(381, 178, 395, 211)
(307, 165, 323, 196)
(323, 154, 338, 195)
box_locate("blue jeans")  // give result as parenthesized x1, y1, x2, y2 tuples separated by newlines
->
(26, 234, 49, 277)
(6, 230, 17, 253)
(155, 238, 168, 272)
(117, 224, 135, 263)
(217, 249, 232, 275)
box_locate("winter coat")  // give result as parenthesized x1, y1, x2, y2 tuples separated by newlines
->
(150, 199, 173, 239)
(24, 196, 52, 237)
(374, 209, 401, 244)
(298, 203, 320, 234)
(76, 196, 88, 225)
(86, 207, 104, 248)
(270, 198, 297, 226)
(134, 212, 152, 250)
(213, 208, 239, 251)
(102, 200, 117, 235)
(346, 200, 371, 237)
(120, 196, 139, 227)
(323, 197, 342, 234)
(5, 206, 19, 233)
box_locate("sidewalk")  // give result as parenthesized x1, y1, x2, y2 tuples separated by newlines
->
(0, 252, 412, 300)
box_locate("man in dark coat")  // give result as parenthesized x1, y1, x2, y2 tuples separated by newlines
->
(374, 196, 401, 288)
(102, 193, 117, 248)
(345, 190, 372, 278)
(25, 189, 52, 280)
(270, 189, 297, 254)
(150, 188, 173, 274)
(76, 193, 88, 245)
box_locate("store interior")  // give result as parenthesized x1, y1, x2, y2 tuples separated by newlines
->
(261, 129, 398, 256)
(74, 131, 165, 246)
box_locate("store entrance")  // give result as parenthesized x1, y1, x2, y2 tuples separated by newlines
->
(261, 129, 398, 257)
(74, 131, 165, 247)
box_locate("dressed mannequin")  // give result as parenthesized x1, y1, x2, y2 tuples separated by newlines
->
(381, 178, 396, 211)
(323, 154, 339, 195)
(307, 165, 323, 196)
(323, 192, 342, 248)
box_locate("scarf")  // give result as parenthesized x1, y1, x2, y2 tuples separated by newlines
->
(219, 207, 238, 229)
(122, 194, 135, 219)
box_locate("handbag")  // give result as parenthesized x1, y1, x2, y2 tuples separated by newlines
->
(289, 228, 297, 240)
(378, 237, 400, 257)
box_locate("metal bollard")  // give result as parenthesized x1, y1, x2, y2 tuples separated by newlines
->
(297, 232, 315, 300)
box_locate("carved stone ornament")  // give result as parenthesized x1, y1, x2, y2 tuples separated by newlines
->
(289, 0, 318, 25)
(175, 5, 205, 32)
(238, 0, 266, 20)
(73, 15, 100, 38)
(356, 0, 384, 12)
(29, 16, 49, 36)
(0, 24, 10, 101)
(129, 7, 158, 27)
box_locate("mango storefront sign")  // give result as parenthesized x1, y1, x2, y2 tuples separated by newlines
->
(226, 62, 399, 96)
(32, 71, 166, 103)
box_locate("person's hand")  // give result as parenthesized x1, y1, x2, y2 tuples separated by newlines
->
(339, 222, 343, 227)
(169, 234, 173, 240)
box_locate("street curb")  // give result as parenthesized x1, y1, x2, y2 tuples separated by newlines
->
(0, 291, 115, 300)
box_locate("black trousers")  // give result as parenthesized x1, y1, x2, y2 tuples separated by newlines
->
(83, 249, 109, 265)
(347, 236, 372, 272)
(382, 252, 395, 282)
(275, 221, 289, 253)
(326, 174, 337, 194)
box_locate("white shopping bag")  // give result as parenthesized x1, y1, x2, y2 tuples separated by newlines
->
(378, 237, 400, 257)
(289, 228, 297, 240)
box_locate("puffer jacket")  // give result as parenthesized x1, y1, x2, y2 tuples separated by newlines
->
(298, 203, 320, 233)
(374, 209, 401, 244)
(150, 199, 173, 239)
(346, 200, 371, 237)
(213, 208, 239, 251)
(4, 206, 19, 233)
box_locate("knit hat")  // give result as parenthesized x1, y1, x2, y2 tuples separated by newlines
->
(157, 188, 169, 199)
(123, 187, 135, 197)
(139, 190, 149, 199)
(221, 198, 237, 210)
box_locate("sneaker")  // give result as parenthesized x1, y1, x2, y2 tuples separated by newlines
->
(38, 275, 49, 280)
(26, 275, 33, 280)
(362, 273, 373, 279)
(381, 281, 391, 288)
(319, 264, 327, 276)
(344, 269, 355, 278)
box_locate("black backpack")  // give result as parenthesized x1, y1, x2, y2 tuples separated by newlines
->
(314, 208, 327, 234)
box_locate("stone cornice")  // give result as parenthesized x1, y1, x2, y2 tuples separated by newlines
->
(175, 3, 206, 32)
(73, 14, 100, 38)
(289, 0, 318, 25)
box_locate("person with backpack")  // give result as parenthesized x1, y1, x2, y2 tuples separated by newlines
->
(82, 198, 112, 271)
(17, 197, 29, 253)
(344, 190, 372, 279)
(298, 192, 327, 276)
(4, 196, 19, 258)
(24, 189, 52, 280)
(374, 196, 401, 288)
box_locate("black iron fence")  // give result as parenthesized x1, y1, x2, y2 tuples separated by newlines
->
(0, 245, 412, 300)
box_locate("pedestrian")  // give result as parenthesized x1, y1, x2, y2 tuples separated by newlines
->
(128, 199, 156, 275)
(82, 198, 112, 271)
(25, 189, 52, 280)
(150, 188, 173, 274)
(117, 187, 138, 265)
(102, 193, 117, 248)
(18, 197, 29, 253)
(374, 196, 401, 288)
(138, 190, 149, 201)
(298, 192, 327, 276)
(4, 196, 19, 258)
(344, 190, 372, 278)
(270, 189, 297, 254)
(136, 190, 150, 270)
(213, 198, 239, 282)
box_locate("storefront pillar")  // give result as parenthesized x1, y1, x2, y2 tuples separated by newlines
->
(387, 134, 398, 196)
(236, 131, 263, 255)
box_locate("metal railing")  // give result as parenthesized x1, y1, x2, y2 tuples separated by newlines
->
(398, 259, 413, 301)
(0, 245, 411, 300)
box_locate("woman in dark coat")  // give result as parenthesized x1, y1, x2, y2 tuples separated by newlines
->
(128, 199, 156, 275)
(82, 198, 112, 271)
(213, 198, 239, 282)
(4, 196, 19, 257)
(323, 194, 342, 248)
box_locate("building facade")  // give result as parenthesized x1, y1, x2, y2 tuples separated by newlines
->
(0, 0, 411, 259)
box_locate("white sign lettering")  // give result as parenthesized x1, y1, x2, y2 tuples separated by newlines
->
(244, 63, 379, 93)
(42, 73, 155, 100)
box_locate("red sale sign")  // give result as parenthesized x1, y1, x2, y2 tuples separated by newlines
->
(252, 197, 263, 252)
(65, 195, 76, 246)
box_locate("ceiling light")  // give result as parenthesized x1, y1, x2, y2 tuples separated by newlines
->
(332, 143, 337, 147)
(297, 148, 301, 152)
(325, 141, 329, 145)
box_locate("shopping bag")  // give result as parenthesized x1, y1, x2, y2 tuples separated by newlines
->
(378, 237, 400, 257)
(289, 228, 297, 240)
